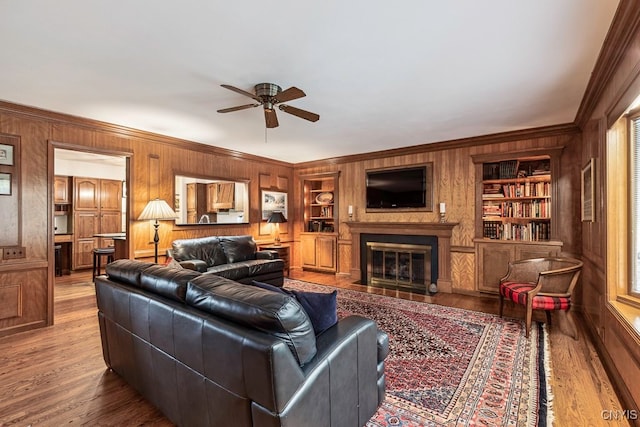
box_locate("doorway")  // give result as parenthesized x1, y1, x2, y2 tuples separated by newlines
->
(52, 146, 130, 300)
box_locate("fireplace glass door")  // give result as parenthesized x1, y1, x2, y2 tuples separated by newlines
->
(367, 242, 431, 293)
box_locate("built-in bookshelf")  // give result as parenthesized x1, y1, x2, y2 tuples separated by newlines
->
(472, 148, 564, 294)
(480, 156, 552, 242)
(300, 171, 340, 273)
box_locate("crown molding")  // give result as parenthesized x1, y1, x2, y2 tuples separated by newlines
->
(0, 100, 294, 168)
(574, 0, 640, 128)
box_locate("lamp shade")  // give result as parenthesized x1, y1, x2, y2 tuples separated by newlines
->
(138, 198, 178, 221)
(267, 211, 287, 224)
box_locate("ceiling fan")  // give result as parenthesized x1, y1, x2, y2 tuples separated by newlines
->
(217, 83, 320, 128)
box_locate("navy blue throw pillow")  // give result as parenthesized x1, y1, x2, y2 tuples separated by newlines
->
(288, 289, 338, 335)
(251, 281, 338, 335)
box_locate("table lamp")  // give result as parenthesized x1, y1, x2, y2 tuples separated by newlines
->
(267, 211, 287, 245)
(138, 198, 178, 263)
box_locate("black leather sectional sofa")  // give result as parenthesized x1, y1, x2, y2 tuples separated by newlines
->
(167, 235, 284, 286)
(95, 259, 389, 427)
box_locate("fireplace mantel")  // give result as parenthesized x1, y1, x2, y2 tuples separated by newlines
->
(345, 221, 458, 293)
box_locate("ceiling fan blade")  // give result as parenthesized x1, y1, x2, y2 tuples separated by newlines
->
(273, 86, 306, 103)
(278, 104, 320, 122)
(217, 103, 260, 113)
(264, 108, 279, 128)
(220, 84, 262, 102)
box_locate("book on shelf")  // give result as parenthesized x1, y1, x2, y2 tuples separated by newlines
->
(483, 220, 551, 241)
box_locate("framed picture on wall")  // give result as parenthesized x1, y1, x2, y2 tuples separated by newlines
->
(261, 190, 288, 220)
(581, 158, 595, 222)
(0, 144, 14, 166)
(0, 173, 11, 195)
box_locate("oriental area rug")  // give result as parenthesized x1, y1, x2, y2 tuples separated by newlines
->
(284, 279, 554, 427)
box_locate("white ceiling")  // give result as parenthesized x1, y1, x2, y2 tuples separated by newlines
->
(1, 1, 619, 163)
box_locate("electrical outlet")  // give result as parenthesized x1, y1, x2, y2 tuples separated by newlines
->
(3, 246, 26, 260)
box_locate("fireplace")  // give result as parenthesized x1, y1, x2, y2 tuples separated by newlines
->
(346, 221, 457, 293)
(367, 242, 432, 293)
(361, 233, 437, 294)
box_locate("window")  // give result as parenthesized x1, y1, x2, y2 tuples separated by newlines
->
(631, 115, 640, 295)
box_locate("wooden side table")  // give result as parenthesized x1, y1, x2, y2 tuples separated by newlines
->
(260, 244, 290, 277)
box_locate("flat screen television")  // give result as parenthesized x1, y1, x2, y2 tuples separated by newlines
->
(366, 166, 428, 209)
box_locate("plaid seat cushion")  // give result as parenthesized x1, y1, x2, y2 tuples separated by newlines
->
(500, 281, 571, 311)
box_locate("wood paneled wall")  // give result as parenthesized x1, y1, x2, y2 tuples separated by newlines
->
(576, 0, 640, 418)
(294, 131, 579, 293)
(0, 102, 292, 337)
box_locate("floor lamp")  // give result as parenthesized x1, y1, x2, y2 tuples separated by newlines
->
(138, 198, 178, 263)
(267, 211, 287, 245)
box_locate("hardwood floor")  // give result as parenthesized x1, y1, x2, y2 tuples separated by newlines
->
(0, 270, 630, 426)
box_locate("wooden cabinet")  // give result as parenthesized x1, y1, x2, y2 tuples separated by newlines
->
(207, 182, 235, 212)
(73, 177, 100, 210)
(260, 244, 290, 276)
(54, 176, 71, 204)
(300, 172, 340, 273)
(475, 240, 563, 293)
(73, 211, 99, 269)
(300, 232, 337, 272)
(72, 177, 123, 270)
(100, 179, 122, 211)
(472, 147, 564, 293)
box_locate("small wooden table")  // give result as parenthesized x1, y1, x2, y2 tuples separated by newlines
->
(260, 244, 290, 277)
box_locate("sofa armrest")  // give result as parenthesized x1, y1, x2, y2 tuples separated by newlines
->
(179, 259, 208, 272)
(256, 250, 279, 260)
(252, 315, 384, 426)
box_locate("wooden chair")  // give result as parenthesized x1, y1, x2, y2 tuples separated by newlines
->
(499, 257, 583, 339)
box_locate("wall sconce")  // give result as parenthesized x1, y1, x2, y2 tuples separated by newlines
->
(267, 211, 287, 245)
(138, 198, 177, 263)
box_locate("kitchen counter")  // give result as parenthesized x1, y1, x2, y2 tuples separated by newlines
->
(93, 232, 126, 240)
(93, 233, 128, 260)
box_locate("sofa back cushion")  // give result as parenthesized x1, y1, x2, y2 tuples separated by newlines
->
(186, 274, 317, 365)
(140, 264, 202, 303)
(219, 235, 257, 263)
(171, 236, 227, 267)
(105, 259, 155, 286)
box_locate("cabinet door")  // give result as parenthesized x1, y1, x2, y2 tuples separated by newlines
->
(515, 244, 561, 261)
(101, 211, 122, 234)
(100, 179, 122, 211)
(54, 176, 70, 204)
(300, 234, 317, 267)
(476, 243, 513, 293)
(187, 183, 197, 210)
(216, 183, 235, 209)
(74, 212, 99, 239)
(74, 178, 100, 210)
(74, 239, 97, 270)
(317, 236, 337, 270)
(206, 183, 218, 212)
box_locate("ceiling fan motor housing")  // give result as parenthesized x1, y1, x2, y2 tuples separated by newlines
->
(255, 83, 281, 111)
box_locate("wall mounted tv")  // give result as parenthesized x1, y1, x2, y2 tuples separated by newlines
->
(365, 164, 433, 211)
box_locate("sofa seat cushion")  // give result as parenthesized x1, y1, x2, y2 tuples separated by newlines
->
(186, 274, 317, 365)
(207, 259, 284, 280)
(171, 236, 227, 267)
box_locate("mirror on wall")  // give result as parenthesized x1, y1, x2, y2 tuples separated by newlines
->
(174, 175, 249, 225)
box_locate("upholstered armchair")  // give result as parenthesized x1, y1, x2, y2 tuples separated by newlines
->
(499, 257, 583, 339)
